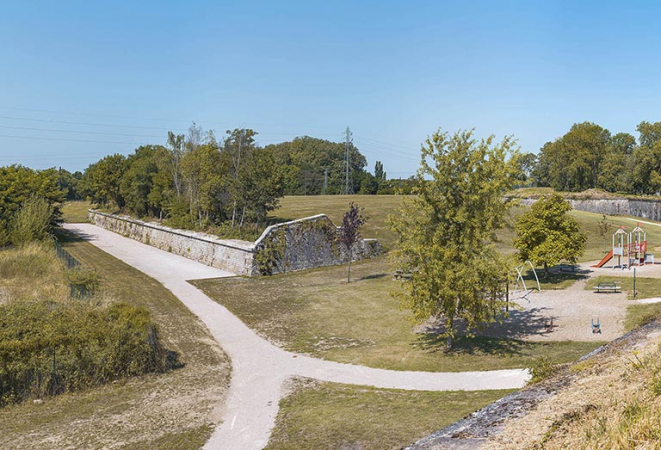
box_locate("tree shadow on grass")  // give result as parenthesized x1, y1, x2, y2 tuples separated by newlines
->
(54, 228, 90, 243)
(165, 350, 186, 370)
(358, 273, 389, 281)
(415, 333, 529, 356)
(414, 306, 563, 356)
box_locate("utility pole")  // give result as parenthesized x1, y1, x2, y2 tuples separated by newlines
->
(343, 126, 353, 195)
(323, 168, 328, 195)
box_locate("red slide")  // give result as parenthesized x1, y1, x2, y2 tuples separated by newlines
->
(592, 249, 614, 268)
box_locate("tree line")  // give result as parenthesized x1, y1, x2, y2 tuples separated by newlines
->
(524, 120, 661, 194)
(77, 127, 417, 237)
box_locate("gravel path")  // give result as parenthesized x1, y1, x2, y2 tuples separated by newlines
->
(64, 224, 529, 450)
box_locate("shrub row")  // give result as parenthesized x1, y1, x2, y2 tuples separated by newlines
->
(0, 300, 168, 406)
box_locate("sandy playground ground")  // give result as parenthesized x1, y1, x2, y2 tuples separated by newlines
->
(423, 261, 661, 343)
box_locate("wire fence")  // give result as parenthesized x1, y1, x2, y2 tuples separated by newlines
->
(53, 241, 91, 299)
(54, 240, 80, 269)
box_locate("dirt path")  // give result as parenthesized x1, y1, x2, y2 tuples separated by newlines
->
(65, 224, 529, 450)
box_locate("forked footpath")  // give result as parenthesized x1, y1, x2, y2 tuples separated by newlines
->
(64, 223, 529, 450)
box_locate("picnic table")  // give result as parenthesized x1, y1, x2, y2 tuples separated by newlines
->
(592, 282, 621, 293)
(556, 264, 576, 273)
(393, 270, 412, 281)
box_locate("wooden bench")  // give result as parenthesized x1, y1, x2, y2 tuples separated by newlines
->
(592, 282, 621, 293)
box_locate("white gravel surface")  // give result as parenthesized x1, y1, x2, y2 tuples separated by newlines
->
(65, 223, 530, 450)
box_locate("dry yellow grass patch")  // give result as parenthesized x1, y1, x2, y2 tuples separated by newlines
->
(0, 242, 69, 302)
(488, 329, 661, 450)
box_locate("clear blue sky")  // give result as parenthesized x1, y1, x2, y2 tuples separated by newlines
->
(1, 1, 660, 176)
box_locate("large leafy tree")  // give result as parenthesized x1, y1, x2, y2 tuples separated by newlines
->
(0, 165, 65, 245)
(224, 128, 258, 226)
(81, 154, 127, 208)
(56, 168, 84, 200)
(598, 132, 636, 193)
(535, 122, 611, 192)
(233, 147, 284, 226)
(514, 194, 587, 276)
(119, 145, 168, 217)
(391, 129, 520, 348)
(630, 121, 661, 194)
(267, 136, 367, 195)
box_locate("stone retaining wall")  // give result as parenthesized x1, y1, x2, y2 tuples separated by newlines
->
(87, 210, 381, 276)
(253, 214, 382, 275)
(516, 197, 661, 220)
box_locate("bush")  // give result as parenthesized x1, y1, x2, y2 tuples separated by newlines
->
(0, 300, 168, 406)
(65, 267, 101, 298)
(529, 356, 558, 383)
(9, 196, 54, 247)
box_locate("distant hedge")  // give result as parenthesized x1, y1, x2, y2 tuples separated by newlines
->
(0, 300, 168, 406)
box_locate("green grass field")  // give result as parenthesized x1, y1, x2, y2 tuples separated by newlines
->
(586, 276, 661, 300)
(193, 257, 602, 372)
(266, 379, 514, 450)
(272, 195, 405, 249)
(0, 228, 230, 450)
(272, 196, 661, 263)
(195, 195, 659, 372)
(61, 200, 93, 223)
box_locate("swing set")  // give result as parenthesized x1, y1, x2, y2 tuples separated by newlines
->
(511, 260, 541, 302)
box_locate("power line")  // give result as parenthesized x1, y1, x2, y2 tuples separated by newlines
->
(354, 134, 419, 151)
(0, 124, 164, 139)
(0, 115, 188, 132)
(353, 141, 420, 162)
(0, 134, 147, 145)
(1, 106, 194, 124)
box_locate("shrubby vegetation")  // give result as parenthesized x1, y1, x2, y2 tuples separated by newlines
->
(0, 300, 167, 406)
(0, 242, 169, 407)
(0, 170, 169, 407)
(9, 196, 55, 247)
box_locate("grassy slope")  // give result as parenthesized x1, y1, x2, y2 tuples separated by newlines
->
(193, 258, 601, 372)
(273, 195, 403, 249)
(266, 379, 514, 450)
(274, 196, 661, 262)
(0, 230, 230, 450)
(61, 200, 93, 223)
(493, 326, 661, 449)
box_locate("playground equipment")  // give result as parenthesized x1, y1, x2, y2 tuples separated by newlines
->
(512, 260, 541, 302)
(592, 223, 654, 268)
